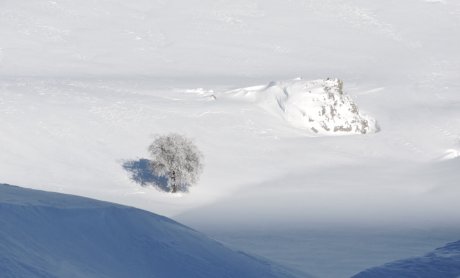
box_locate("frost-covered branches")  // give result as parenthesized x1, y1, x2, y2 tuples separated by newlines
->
(148, 133, 203, 193)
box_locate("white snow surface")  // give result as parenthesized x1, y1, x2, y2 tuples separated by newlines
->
(352, 240, 460, 277)
(0, 183, 310, 278)
(441, 149, 460, 160)
(222, 78, 378, 135)
(2, 0, 460, 276)
(0, 0, 459, 233)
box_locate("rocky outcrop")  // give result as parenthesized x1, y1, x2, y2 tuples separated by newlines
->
(223, 78, 378, 135)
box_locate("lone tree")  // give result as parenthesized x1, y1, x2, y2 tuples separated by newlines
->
(148, 133, 203, 193)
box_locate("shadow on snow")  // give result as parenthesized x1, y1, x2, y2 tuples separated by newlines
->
(122, 158, 170, 192)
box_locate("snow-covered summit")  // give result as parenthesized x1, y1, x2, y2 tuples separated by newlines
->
(223, 78, 378, 135)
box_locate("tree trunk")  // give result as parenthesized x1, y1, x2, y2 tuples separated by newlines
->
(170, 171, 177, 193)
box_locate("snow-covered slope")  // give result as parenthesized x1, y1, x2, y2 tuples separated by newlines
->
(0, 183, 310, 278)
(1, 0, 460, 276)
(352, 240, 460, 278)
(222, 78, 378, 135)
(1, 0, 458, 79)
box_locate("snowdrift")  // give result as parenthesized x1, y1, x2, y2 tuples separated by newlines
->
(222, 78, 378, 135)
(442, 149, 460, 160)
(0, 184, 309, 278)
(352, 240, 460, 277)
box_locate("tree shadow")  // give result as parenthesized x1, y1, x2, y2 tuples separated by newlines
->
(122, 158, 170, 192)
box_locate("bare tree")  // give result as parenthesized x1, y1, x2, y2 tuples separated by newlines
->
(148, 133, 203, 193)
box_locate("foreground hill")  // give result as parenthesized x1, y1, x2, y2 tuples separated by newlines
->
(352, 240, 460, 278)
(0, 184, 310, 278)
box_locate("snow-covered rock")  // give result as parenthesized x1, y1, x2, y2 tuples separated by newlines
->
(352, 240, 460, 278)
(223, 78, 378, 135)
(441, 149, 460, 160)
(0, 184, 310, 278)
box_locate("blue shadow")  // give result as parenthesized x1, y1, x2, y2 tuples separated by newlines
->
(122, 159, 170, 192)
